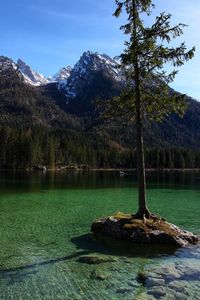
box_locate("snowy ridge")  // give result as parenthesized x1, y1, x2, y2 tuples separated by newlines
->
(62, 51, 122, 99)
(17, 59, 50, 86)
(0, 56, 18, 73)
(50, 66, 72, 90)
(73, 51, 120, 76)
(51, 66, 72, 82)
(0, 52, 122, 98)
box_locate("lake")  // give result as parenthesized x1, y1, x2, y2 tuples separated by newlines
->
(0, 171, 200, 299)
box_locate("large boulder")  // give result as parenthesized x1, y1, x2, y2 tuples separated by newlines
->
(91, 212, 198, 247)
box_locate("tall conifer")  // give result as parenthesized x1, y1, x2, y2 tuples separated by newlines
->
(113, 0, 195, 218)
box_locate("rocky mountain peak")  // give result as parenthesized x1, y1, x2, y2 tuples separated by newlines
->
(60, 51, 122, 99)
(0, 52, 123, 101)
(52, 66, 72, 81)
(0, 56, 18, 73)
(50, 66, 72, 89)
(73, 51, 121, 80)
(17, 58, 50, 86)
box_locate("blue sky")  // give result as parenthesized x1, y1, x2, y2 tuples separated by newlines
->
(0, 0, 200, 100)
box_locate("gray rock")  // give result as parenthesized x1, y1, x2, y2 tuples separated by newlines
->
(91, 216, 198, 247)
(146, 277, 165, 287)
(168, 280, 190, 294)
(148, 272, 163, 279)
(148, 263, 183, 281)
(175, 262, 200, 280)
(169, 290, 188, 300)
(148, 286, 166, 298)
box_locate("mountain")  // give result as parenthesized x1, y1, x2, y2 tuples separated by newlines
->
(0, 51, 200, 169)
(60, 51, 122, 97)
(0, 56, 18, 73)
(55, 51, 124, 114)
(1, 51, 200, 151)
(17, 59, 50, 86)
(36, 51, 123, 115)
(51, 66, 72, 82)
(0, 56, 51, 86)
(1, 56, 71, 87)
(0, 57, 80, 130)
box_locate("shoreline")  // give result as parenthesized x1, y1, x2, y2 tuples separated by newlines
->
(91, 168, 200, 172)
(1, 168, 200, 172)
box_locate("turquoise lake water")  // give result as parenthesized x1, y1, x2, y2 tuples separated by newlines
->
(0, 171, 200, 299)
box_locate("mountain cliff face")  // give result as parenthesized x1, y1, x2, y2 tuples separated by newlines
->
(51, 66, 72, 82)
(59, 51, 122, 98)
(0, 60, 80, 130)
(17, 59, 50, 86)
(0, 51, 200, 151)
(0, 56, 18, 73)
(56, 51, 123, 114)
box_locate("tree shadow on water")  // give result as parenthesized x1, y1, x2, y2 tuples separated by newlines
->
(0, 233, 182, 283)
(0, 249, 89, 280)
(71, 233, 179, 258)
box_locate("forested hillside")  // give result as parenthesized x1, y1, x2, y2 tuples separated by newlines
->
(0, 54, 200, 169)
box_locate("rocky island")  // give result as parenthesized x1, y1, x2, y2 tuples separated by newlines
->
(91, 212, 198, 247)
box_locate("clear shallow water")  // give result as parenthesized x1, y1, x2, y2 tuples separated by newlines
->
(0, 171, 200, 299)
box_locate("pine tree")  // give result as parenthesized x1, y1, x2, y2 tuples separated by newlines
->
(111, 0, 195, 218)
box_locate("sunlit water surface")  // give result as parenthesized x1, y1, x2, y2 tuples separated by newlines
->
(0, 171, 200, 299)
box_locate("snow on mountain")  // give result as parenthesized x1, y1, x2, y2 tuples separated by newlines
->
(17, 59, 50, 86)
(0, 56, 18, 73)
(61, 51, 122, 99)
(1, 52, 122, 96)
(51, 66, 72, 82)
(73, 51, 121, 80)
(50, 66, 72, 90)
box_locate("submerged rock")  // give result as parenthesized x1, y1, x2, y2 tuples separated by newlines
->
(146, 277, 165, 287)
(147, 286, 166, 298)
(168, 280, 190, 293)
(142, 261, 200, 299)
(90, 269, 110, 280)
(91, 212, 198, 247)
(78, 254, 117, 264)
(175, 261, 200, 280)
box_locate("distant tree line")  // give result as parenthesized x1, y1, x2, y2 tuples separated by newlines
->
(0, 125, 199, 170)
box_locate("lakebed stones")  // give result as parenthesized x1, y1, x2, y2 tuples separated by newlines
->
(146, 277, 165, 287)
(141, 261, 200, 299)
(91, 212, 198, 247)
(78, 254, 117, 264)
(175, 262, 200, 280)
(147, 286, 166, 298)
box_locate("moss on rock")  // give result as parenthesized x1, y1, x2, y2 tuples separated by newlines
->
(91, 212, 198, 247)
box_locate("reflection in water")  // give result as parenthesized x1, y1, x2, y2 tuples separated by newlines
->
(0, 170, 138, 193)
(0, 170, 200, 299)
(1, 170, 200, 194)
(146, 170, 200, 189)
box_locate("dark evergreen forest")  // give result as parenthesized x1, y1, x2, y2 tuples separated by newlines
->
(0, 65, 200, 170)
(0, 125, 200, 169)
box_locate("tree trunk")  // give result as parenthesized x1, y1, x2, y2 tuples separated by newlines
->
(132, 0, 150, 219)
(134, 64, 150, 218)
